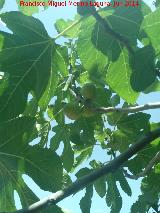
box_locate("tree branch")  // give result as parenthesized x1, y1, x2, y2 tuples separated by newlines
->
(95, 102, 160, 114)
(7, 128, 160, 213)
(68, 82, 160, 114)
(124, 151, 160, 180)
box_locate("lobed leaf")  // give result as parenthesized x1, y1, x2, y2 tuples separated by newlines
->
(0, 12, 53, 121)
(106, 49, 139, 103)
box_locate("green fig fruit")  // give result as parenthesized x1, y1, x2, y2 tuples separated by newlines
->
(64, 103, 81, 120)
(82, 106, 95, 118)
(81, 83, 96, 100)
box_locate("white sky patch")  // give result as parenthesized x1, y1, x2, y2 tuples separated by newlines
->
(94, 209, 106, 213)
(0, 18, 6, 27)
(0, 72, 4, 80)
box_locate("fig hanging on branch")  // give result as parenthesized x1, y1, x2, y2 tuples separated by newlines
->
(81, 83, 96, 100)
(64, 103, 82, 120)
(82, 106, 95, 118)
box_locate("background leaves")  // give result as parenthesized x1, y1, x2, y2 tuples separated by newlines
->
(0, 0, 5, 9)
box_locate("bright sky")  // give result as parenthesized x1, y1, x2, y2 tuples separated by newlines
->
(0, 0, 159, 213)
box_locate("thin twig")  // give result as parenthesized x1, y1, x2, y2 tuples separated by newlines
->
(124, 152, 160, 180)
(8, 128, 160, 213)
(69, 88, 84, 103)
(62, 74, 73, 92)
(95, 102, 160, 114)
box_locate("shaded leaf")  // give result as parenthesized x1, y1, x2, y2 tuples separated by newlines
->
(92, 20, 121, 62)
(45, 205, 65, 213)
(73, 148, 93, 169)
(144, 79, 160, 93)
(154, 0, 160, 7)
(107, 111, 127, 126)
(24, 146, 63, 192)
(106, 174, 122, 213)
(94, 176, 106, 198)
(0, 117, 35, 211)
(0, 71, 9, 96)
(76, 167, 91, 178)
(95, 87, 111, 107)
(62, 172, 72, 189)
(79, 185, 93, 213)
(52, 125, 74, 172)
(61, 140, 74, 172)
(131, 173, 160, 213)
(155, 163, 160, 174)
(16, 178, 39, 208)
(0, 117, 63, 211)
(127, 143, 160, 175)
(110, 94, 120, 107)
(107, 0, 144, 45)
(89, 160, 106, 197)
(114, 170, 132, 196)
(131, 195, 149, 213)
(39, 43, 68, 111)
(39, 122, 51, 147)
(77, 0, 96, 16)
(23, 96, 38, 117)
(76, 168, 93, 213)
(108, 129, 142, 153)
(117, 112, 150, 134)
(141, 173, 160, 204)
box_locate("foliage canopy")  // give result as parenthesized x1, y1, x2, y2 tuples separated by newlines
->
(0, 0, 160, 212)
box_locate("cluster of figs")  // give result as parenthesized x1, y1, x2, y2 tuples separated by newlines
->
(64, 83, 97, 120)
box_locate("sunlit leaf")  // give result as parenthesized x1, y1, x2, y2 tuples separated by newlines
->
(106, 49, 139, 103)
(0, 12, 53, 121)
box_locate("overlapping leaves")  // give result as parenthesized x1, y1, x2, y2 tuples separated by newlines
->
(16, 0, 49, 15)
(0, 12, 65, 211)
(0, 12, 54, 121)
(0, 117, 63, 211)
(55, 1, 157, 101)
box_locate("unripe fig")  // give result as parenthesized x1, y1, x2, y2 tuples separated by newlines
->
(81, 83, 96, 100)
(64, 103, 81, 120)
(82, 107, 95, 118)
